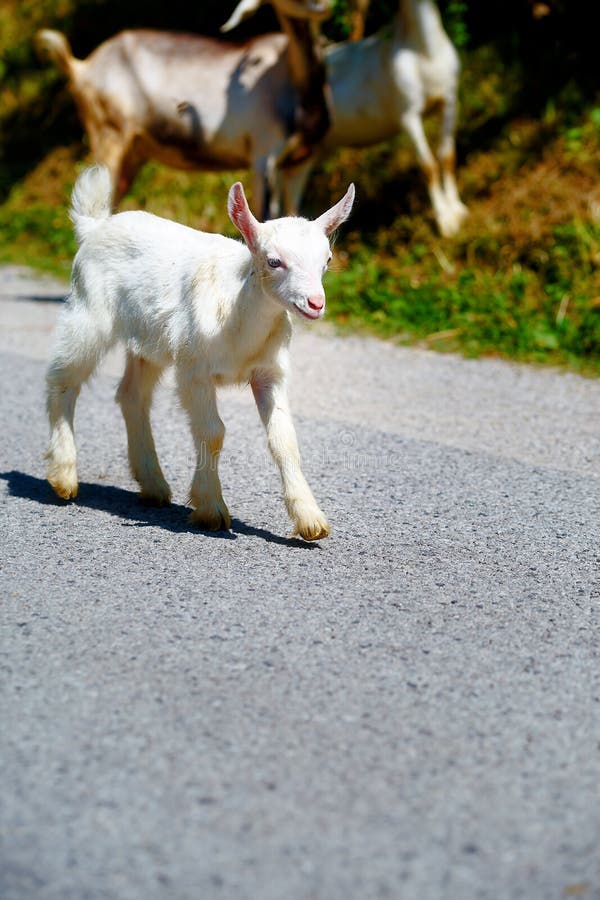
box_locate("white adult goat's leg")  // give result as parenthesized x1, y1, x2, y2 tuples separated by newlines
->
(400, 109, 457, 237)
(438, 95, 468, 226)
(115, 352, 171, 504)
(177, 369, 231, 531)
(45, 305, 112, 499)
(252, 373, 329, 541)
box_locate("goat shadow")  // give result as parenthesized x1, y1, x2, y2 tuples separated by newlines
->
(0, 470, 320, 549)
(9, 292, 66, 304)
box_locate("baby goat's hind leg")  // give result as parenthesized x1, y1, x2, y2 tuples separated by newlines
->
(46, 376, 83, 500)
(116, 352, 171, 505)
(45, 306, 111, 499)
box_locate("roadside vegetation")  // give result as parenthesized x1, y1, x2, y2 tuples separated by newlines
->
(1, 0, 598, 372)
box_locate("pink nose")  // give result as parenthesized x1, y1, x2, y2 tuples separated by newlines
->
(307, 294, 325, 312)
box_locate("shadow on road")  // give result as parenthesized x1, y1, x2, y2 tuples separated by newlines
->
(11, 294, 66, 304)
(0, 470, 320, 549)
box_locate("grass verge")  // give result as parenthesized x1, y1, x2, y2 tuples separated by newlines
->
(1, 93, 599, 376)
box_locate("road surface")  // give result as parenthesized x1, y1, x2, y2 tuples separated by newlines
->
(1, 265, 599, 900)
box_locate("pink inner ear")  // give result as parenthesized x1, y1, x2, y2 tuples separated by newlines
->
(229, 184, 257, 251)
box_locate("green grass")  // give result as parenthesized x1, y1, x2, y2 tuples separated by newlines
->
(1, 146, 598, 375)
(0, 4, 599, 375)
(0, 203, 76, 273)
(325, 246, 600, 370)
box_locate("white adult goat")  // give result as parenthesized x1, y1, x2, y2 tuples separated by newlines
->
(224, 0, 466, 235)
(45, 166, 354, 540)
(325, 0, 468, 237)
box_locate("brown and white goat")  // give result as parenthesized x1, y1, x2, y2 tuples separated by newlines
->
(37, 0, 467, 235)
(36, 0, 332, 216)
(221, 0, 332, 172)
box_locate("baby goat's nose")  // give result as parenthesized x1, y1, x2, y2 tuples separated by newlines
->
(307, 294, 325, 312)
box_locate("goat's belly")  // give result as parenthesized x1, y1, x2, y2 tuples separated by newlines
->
(140, 130, 250, 172)
(328, 76, 400, 147)
(212, 369, 250, 388)
(327, 106, 399, 149)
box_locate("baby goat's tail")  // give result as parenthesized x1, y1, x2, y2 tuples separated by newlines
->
(69, 165, 113, 244)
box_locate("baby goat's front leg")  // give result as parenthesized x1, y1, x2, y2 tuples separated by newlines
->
(177, 367, 231, 531)
(116, 352, 171, 505)
(252, 372, 329, 541)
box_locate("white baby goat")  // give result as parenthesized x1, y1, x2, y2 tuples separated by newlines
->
(45, 166, 354, 540)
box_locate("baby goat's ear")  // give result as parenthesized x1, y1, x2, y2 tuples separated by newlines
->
(228, 182, 260, 252)
(314, 183, 355, 236)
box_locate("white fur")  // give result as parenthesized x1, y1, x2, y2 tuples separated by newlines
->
(226, 0, 468, 235)
(45, 166, 354, 540)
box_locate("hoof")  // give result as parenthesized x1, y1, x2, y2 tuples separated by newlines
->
(188, 502, 231, 532)
(437, 203, 468, 238)
(437, 216, 461, 238)
(290, 500, 330, 541)
(295, 520, 330, 542)
(139, 483, 172, 507)
(47, 463, 78, 500)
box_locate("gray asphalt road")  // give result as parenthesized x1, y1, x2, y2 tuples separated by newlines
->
(1, 265, 599, 900)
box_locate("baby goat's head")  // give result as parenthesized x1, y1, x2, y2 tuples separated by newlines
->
(228, 182, 355, 322)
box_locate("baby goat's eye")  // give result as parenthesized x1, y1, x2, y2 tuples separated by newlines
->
(267, 257, 283, 269)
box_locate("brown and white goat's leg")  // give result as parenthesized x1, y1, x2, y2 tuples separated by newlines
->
(263, 146, 313, 218)
(116, 352, 171, 505)
(45, 306, 112, 499)
(437, 96, 468, 226)
(400, 109, 458, 237)
(257, 147, 295, 219)
(265, 153, 284, 220)
(282, 158, 315, 216)
(350, 0, 370, 40)
(176, 369, 231, 531)
(252, 373, 329, 541)
(89, 128, 141, 202)
(252, 156, 277, 221)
